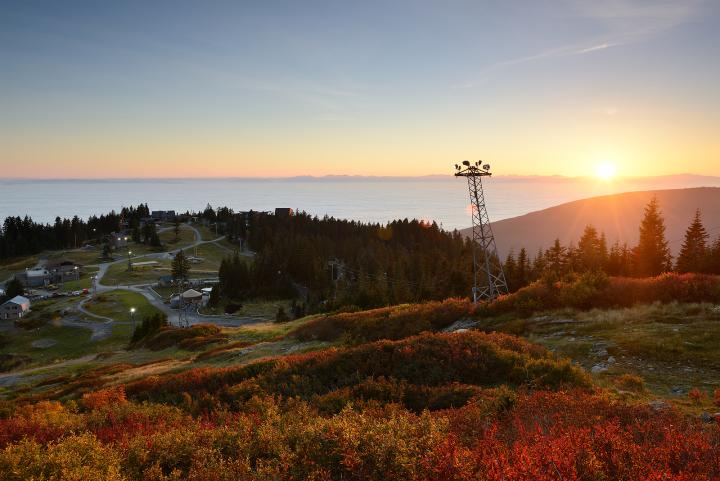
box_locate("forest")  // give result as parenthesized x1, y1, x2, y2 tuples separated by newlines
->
(212, 210, 475, 310)
(0, 204, 152, 259)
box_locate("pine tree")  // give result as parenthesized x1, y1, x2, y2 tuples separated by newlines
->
(710, 236, 720, 275)
(531, 248, 546, 280)
(171, 250, 190, 286)
(2, 278, 24, 303)
(632, 197, 672, 277)
(545, 239, 567, 277)
(504, 251, 517, 291)
(676, 209, 709, 273)
(577, 225, 604, 272)
(517, 248, 530, 289)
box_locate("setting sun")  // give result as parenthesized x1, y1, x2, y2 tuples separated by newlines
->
(595, 163, 617, 180)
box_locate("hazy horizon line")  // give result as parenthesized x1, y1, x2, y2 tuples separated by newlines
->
(1, 172, 719, 183)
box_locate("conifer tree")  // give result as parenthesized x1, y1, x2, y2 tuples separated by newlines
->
(545, 239, 567, 277)
(531, 248, 546, 280)
(676, 209, 709, 273)
(503, 251, 517, 291)
(632, 197, 672, 277)
(577, 225, 604, 271)
(171, 250, 190, 286)
(517, 247, 530, 288)
(2, 278, 24, 303)
(710, 236, 720, 275)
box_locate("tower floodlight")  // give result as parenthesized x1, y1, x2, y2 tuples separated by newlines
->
(454, 160, 508, 302)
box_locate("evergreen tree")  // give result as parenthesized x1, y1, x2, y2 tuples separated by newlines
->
(531, 248, 546, 280)
(676, 209, 709, 273)
(516, 248, 530, 289)
(503, 251, 517, 291)
(545, 239, 567, 277)
(710, 236, 720, 275)
(171, 250, 190, 286)
(606, 241, 632, 277)
(207, 285, 221, 308)
(577, 225, 604, 271)
(2, 278, 24, 303)
(632, 197, 672, 277)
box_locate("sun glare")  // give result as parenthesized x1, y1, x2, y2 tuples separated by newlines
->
(595, 163, 617, 180)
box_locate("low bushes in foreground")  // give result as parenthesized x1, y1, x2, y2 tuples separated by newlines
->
(0, 390, 718, 480)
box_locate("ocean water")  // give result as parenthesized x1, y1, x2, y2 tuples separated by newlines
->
(1, 176, 718, 230)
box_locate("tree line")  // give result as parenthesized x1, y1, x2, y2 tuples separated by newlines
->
(213, 212, 477, 310)
(503, 198, 720, 292)
(0, 204, 151, 259)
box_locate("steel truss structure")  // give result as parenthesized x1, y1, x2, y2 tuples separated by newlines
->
(454, 160, 508, 302)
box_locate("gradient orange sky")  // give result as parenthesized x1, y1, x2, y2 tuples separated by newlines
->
(1, 1, 719, 179)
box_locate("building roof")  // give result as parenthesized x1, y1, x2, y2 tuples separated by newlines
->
(25, 268, 49, 278)
(3, 295, 30, 307)
(181, 289, 203, 299)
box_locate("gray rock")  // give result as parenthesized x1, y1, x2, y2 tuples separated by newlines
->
(649, 400, 669, 411)
(591, 364, 608, 374)
(442, 318, 477, 333)
(700, 412, 714, 423)
(607, 356, 616, 364)
(670, 386, 685, 396)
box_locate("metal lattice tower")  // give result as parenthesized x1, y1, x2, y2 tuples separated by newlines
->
(454, 160, 508, 302)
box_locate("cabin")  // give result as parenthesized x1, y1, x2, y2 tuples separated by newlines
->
(16, 261, 81, 287)
(274, 208, 294, 217)
(16, 268, 51, 287)
(1, 295, 31, 320)
(46, 260, 81, 283)
(151, 210, 176, 221)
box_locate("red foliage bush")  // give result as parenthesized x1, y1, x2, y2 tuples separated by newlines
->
(81, 386, 127, 411)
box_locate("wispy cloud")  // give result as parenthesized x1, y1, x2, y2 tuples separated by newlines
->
(454, 41, 618, 88)
(456, 0, 705, 88)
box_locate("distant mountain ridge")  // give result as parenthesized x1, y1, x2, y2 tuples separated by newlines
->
(465, 187, 720, 258)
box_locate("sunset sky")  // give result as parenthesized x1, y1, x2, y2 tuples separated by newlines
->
(1, 0, 718, 179)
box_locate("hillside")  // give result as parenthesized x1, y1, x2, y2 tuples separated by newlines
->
(2, 274, 720, 479)
(465, 187, 720, 258)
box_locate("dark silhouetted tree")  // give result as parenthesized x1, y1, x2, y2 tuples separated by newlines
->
(676, 209, 709, 273)
(2, 278, 24, 303)
(172, 250, 190, 285)
(632, 197, 672, 277)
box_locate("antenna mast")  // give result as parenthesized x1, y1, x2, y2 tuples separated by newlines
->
(454, 160, 508, 302)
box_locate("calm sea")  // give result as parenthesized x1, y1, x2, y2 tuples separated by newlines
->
(1, 176, 718, 230)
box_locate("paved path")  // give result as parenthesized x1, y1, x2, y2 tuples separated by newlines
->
(84, 223, 269, 327)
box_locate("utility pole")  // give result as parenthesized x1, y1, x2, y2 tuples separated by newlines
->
(454, 160, 508, 302)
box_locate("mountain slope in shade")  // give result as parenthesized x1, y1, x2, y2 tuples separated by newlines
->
(465, 187, 720, 259)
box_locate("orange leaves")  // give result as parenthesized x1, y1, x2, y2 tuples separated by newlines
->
(81, 386, 127, 411)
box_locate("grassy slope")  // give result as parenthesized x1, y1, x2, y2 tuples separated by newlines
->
(83, 289, 161, 321)
(487, 302, 720, 396)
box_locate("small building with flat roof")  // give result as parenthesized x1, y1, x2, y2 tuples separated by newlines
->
(1, 295, 31, 320)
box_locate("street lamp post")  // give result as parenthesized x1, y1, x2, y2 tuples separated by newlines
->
(127, 250, 133, 271)
(130, 307, 136, 333)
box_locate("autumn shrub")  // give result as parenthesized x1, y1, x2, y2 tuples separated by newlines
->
(0, 433, 126, 481)
(689, 387, 706, 405)
(123, 331, 589, 414)
(81, 386, 127, 411)
(614, 373, 646, 393)
(142, 323, 223, 350)
(2, 389, 719, 481)
(293, 298, 476, 343)
(492, 272, 720, 315)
